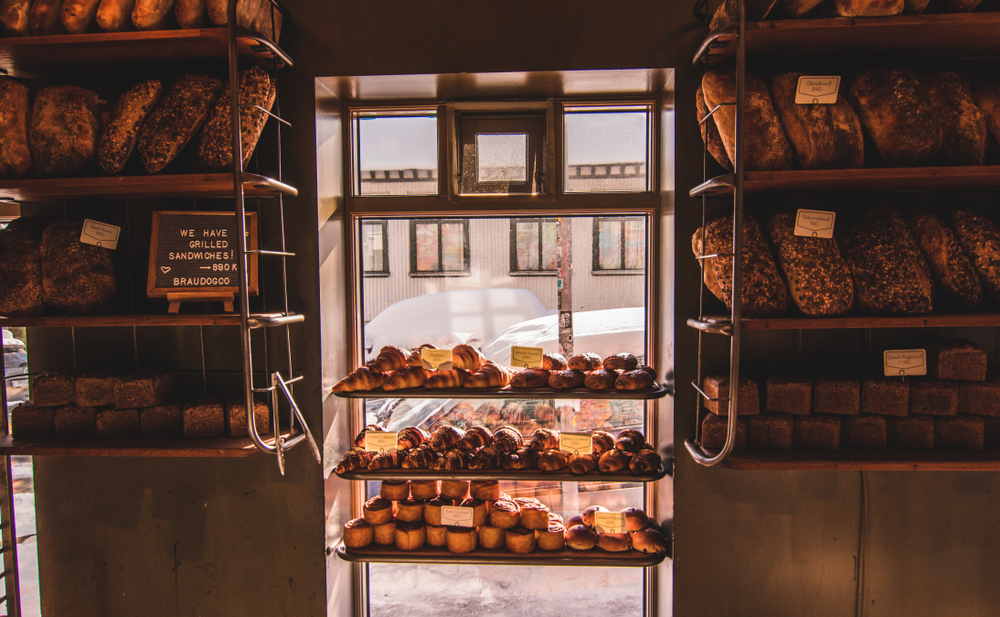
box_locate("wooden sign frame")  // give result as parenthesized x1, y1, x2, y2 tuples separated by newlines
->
(147, 211, 259, 312)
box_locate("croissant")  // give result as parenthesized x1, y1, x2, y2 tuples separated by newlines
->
(591, 431, 615, 455)
(569, 452, 599, 475)
(429, 425, 466, 451)
(334, 448, 371, 475)
(603, 353, 639, 372)
(503, 446, 540, 470)
(636, 365, 658, 380)
(616, 429, 646, 453)
(367, 450, 402, 470)
(452, 344, 485, 371)
(397, 426, 428, 450)
(511, 368, 550, 389)
(468, 444, 503, 470)
(629, 448, 662, 475)
(354, 424, 384, 448)
(584, 369, 620, 391)
(406, 344, 436, 367)
(543, 352, 568, 370)
(567, 353, 602, 372)
(548, 369, 586, 390)
(368, 345, 409, 373)
(333, 367, 386, 393)
(464, 361, 513, 388)
(429, 448, 468, 471)
(457, 426, 494, 451)
(528, 428, 559, 452)
(492, 426, 524, 454)
(537, 449, 569, 471)
(424, 369, 470, 389)
(615, 369, 655, 391)
(401, 445, 437, 469)
(382, 367, 429, 391)
(598, 449, 630, 473)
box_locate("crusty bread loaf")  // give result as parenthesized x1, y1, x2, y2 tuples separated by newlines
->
(30, 0, 63, 35)
(770, 71, 864, 170)
(174, 0, 206, 27)
(923, 71, 987, 166)
(838, 206, 934, 315)
(708, 0, 777, 32)
(971, 82, 1000, 147)
(902, 0, 930, 12)
(138, 74, 223, 174)
(41, 219, 116, 314)
(694, 214, 787, 317)
(61, 0, 102, 33)
(951, 209, 1000, 300)
(96, 0, 136, 30)
(207, 0, 282, 42)
(847, 68, 943, 167)
(0, 0, 32, 35)
(197, 67, 275, 172)
(702, 70, 794, 172)
(906, 208, 983, 311)
(767, 211, 853, 316)
(783, 0, 825, 16)
(98, 80, 164, 175)
(30, 85, 100, 176)
(696, 86, 732, 171)
(0, 79, 33, 179)
(0, 216, 45, 317)
(692, 225, 726, 305)
(830, 0, 903, 15)
(131, 0, 173, 29)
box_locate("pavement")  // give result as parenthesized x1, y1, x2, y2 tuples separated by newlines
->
(9, 456, 39, 617)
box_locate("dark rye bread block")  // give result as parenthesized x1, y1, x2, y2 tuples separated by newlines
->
(813, 378, 860, 415)
(930, 339, 987, 381)
(842, 415, 888, 449)
(0, 216, 44, 317)
(41, 219, 117, 315)
(767, 212, 853, 317)
(959, 380, 1000, 417)
(10, 403, 55, 439)
(905, 208, 983, 311)
(984, 417, 1000, 448)
(96, 408, 139, 438)
(951, 209, 1000, 301)
(31, 372, 75, 407)
(114, 371, 174, 409)
(702, 375, 760, 416)
(747, 414, 794, 451)
(923, 70, 987, 167)
(225, 398, 271, 437)
(75, 373, 116, 407)
(909, 380, 959, 416)
(935, 415, 984, 451)
(793, 415, 841, 451)
(888, 415, 935, 449)
(861, 378, 909, 416)
(53, 405, 96, 437)
(183, 399, 225, 437)
(139, 403, 182, 437)
(701, 413, 747, 451)
(766, 375, 812, 415)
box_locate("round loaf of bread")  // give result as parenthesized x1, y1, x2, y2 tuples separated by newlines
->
(395, 499, 425, 522)
(470, 480, 500, 501)
(520, 503, 551, 530)
(362, 496, 394, 526)
(410, 479, 440, 500)
(373, 521, 396, 546)
(343, 518, 373, 549)
(505, 527, 537, 554)
(478, 525, 506, 549)
(395, 521, 426, 551)
(426, 524, 448, 547)
(598, 532, 632, 552)
(565, 524, 599, 550)
(380, 480, 410, 502)
(441, 480, 470, 501)
(490, 500, 521, 529)
(631, 528, 669, 554)
(581, 505, 609, 530)
(566, 514, 585, 529)
(621, 507, 651, 532)
(446, 526, 477, 554)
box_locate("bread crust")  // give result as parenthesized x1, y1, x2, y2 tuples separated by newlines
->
(98, 80, 163, 175)
(30, 0, 63, 34)
(696, 86, 733, 171)
(767, 211, 854, 316)
(951, 209, 1000, 300)
(830, 0, 903, 15)
(770, 72, 864, 170)
(0, 0, 32, 35)
(61, 0, 101, 32)
(906, 208, 983, 310)
(138, 73, 222, 174)
(96, 0, 136, 31)
(30, 85, 100, 176)
(971, 83, 1000, 150)
(923, 70, 987, 166)
(0, 79, 33, 179)
(174, 0, 206, 27)
(132, 0, 174, 29)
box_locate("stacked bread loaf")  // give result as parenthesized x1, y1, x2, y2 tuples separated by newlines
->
(708, 0, 988, 31)
(700, 339, 999, 452)
(10, 369, 272, 439)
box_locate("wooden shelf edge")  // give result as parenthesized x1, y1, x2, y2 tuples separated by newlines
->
(0, 312, 303, 328)
(738, 313, 1000, 331)
(715, 448, 1000, 471)
(0, 173, 294, 202)
(333, 543, 668, 567)
(0, 433, 284, 457)
(333, 383, 670, 401)
(335, 461, 670, 483)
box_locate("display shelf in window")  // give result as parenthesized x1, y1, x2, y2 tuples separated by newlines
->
(0, 312, 304, 329)
(716, 449, 1000, 472)
(333, 383, 670, 400)
(0, 433, 293, 458)
(688, 314, 1000, 333)
(0, 173, 297, 202)
(334, 543, 668, 567)
(335, 461, 671, 483)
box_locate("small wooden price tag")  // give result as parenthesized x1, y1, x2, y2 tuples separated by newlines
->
(795, 76, 841, 104)
(793, 209, 836, 239)
(511, 346, 545, 369)
(594, 511, 627, 534)
(364, 431, 398, 452)
(884, 349, 926, 377)
(80, 219, 121, 250)
(559, 432, 593, 455)
(421, 348, 453, 371)
(440, 506, 475, 527)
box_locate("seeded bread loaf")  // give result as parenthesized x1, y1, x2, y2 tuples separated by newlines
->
(924, 70, 987, 166)
(30, 85, 100, 176)
(767, 211, 853, 316)
(138, 74, 223, 174)
(696, 86, 732, 171)
(132, 0, 173, 29)
(0, 0, 32, 35)
(0, 216, 44, 317)
(0, 79, 33, 179)
(30, 0, 63, 34)
(96, 0, 136, 30)
(769, 72, 864, 170)
(692, 225, 725, 306)
(830, 0, 903, 15)
(847, 68, 942, 167)
(198, 67, 275, 172)
(951, 209, 1000, 300)
(174, 0, 206, 26)
(207, 0, 282, 42)
(701, 69, 794, 172)
(98, 80, 163, 175)
(61, 0, 102, 33)
(906, 208, 982, 311)
(972, 82, 1000, 147)
(41, 219, 117, 314)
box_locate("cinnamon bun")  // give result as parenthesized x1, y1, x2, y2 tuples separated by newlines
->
(504, 527, 537, 554)
(343, 518, 374, 549)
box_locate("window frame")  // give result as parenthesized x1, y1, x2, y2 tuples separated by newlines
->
(457, 111, 547, 196)
(360, 219, 389, 277)
(509, 218, 559, 276)
(408, 218, 471, 277)
(591, 216, 646, 275)
(562, 103, 654, 194)
(351, 107, 442, 198)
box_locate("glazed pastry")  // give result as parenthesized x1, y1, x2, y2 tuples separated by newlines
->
(492, 426, 523, 453)
(373, 521, 396, 545)
(470, 480, 500, 501)
(401, 445, 436, 469)
(630, 449, 662, 475)
(362, 496, 394, 526)
(429, 425, 466, 451)
(424, 369, 470, 389)
(631, 528, 669, 554)
(456, 426, 494, 451)
(598, 533, 632, 552)
(581, 505, 609, 530)
(395, 499, 424, 522)
(615, 370, 655, 391)
(503, 447, 540, 470)
(569, 453, 599, 475)
(567, 353, 602, 372)
(542, 352, 568, 370)
(549, 369, 586, 390)
(459, 498, 489, 526)
(451, 344, 485, 371)
(367, 451, 402, 471)
(332, 367, 386, 393)
(591, 431, 615, 455)
(406, 344, 435, 367)
(622, 507, 651, 532)
(478, 525, 506, 549)
(511, 368, 550, 389)
(424, 497, 452, 527)
(565, 525, 599, 550)
(505, 527, 537, 554)
(428, 448, 469, 472)
(636, 365, 658, 381)
(334, 449, 371, 474)
(528, 428, 559, 451)
(426, 524, 448, 547)
(379, 480, 410, 501)
(537, 449, 569, 471)
(354, 424, 383, 448)
(566, 515, 585, 529)
(382, 367, 429, 391)
(396, 426, 428, 450)
(520, 503, 551, 530)
(394, 521, 426, 551)
(440, 480, 471, 501)
(368, 345, 409, 373)
(468, 444, 503, 470)
(603, 353, 638, 372)
(490, 500, 521, 529)
(343, 518, 374, 549)
(537, 519, 567, 551)
(464, 361, 513, 388)
(616, 430, 646, 453)
(584, 369, 620, 391)
(446, 527, 477, 554)
(410, 479, 440, 500)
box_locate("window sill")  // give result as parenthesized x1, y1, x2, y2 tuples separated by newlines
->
(508, 271, 558, 277)
(409, 271, 472, 278)
(363, 272, 391, 278)
(591, 269, 644, 276)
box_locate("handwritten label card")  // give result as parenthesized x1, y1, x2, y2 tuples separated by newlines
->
(80, 219, 121, 250)
(594, 511, 627, 534)
(421, 348, 453, 371)
(559, 432, 594, 455)
(884, 349, 926, 377)
(511, 346, 544, 369)
(440, 506, 475, 527)
(364, 431, 398, 452)
(793, 209, 836, 239)
(795, 76, 841, 105)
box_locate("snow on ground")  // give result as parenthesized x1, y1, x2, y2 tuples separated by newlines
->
(10, 456, 39, 617)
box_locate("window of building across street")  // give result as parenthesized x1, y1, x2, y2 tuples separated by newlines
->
(510, 218, 558, 274)
(410, 219, 470, 275)
(593, 216, 645, 273)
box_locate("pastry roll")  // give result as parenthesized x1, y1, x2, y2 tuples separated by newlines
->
(343, 518, 373, 549)
(382, 367, 429, 391)
(459, 498, 489, 527)
(537, 519, 567, 551)
(426, 524, 448, 547)
(542, 353, 568, 370)
(520, 503, 551, 530)
(424, 497, 453, 527)
(373, 521, 396, 546)
(567, 353, 602, 372)
(379, 480, 410, 502)
(368, 345, 409, 372)
(598, 532, 632, 552)
(362, 497, 394, 526)
(478, 525, 506, 549)
(441, 480, 471, 501)
(410, 480, 440, 501)
(395, 522, 426, 551)
(490, 500, 521, 529)
(446, 527, 477, 554)
(332, 367, 385, 393)
(511, 368, 550, 389)
(451, 344, 485, 371)
(470, 480, 500, 501)
(585, 369, 619, 391)
(395, 499, 425, 522)
(505, 527, 537, 554)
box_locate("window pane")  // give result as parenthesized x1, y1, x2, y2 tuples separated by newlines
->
(358, 115, 438, 196)
(414, 223, 439, 271)
(441, 223, 465, 271)
(362, 222, 384, 272)
(565, 109, 648, 193)
(598, 221, 622, 270)
(541, 221, 559, 270)
(476, 134, 527, 183)
(516, 222, 540, 271)
(624, 219, 645, 270)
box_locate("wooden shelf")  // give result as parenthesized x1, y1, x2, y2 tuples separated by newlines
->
(0, 172, 296, 202)
(333, 383, 670, 401)
(718, 448, 1000, 471)
(0, 27, 290, 78)
(0, 433, 287, 457)
(0, 312, 303, 329)
(694, 13, 1000, 66)
(335, 461, 670, 483)
(689, 166, 1000, 198)
(335, 543, 668, 567)
(742, 313, 1000, 331)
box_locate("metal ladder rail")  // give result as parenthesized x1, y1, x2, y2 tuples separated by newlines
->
(0, 358, 21, 616)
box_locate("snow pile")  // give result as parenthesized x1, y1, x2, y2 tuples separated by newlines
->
(480, 307, 646, 366)
(364, 288, 551, 360)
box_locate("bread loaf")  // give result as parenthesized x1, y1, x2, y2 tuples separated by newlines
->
(96, 0, 136, 30)
(951, 209, 1000, 300)
(30, 86, 100, 176)
(783, 0, 825, 16)
(132, 0, 173, 29)
(61, 0, 102, 33)
(696, 86, 732, 171)
(0, 216, 45, 317)
(708, 0, 777, 32)
(0, 79, 33, 179)
(923, 71, 987, 166)
(769, 72, 864, 170)
(30, 0, 63, 34)
(906, 208, 982, 311)
(830, 0, 903, 15)
(767, 211, 853, 316)
(41, 219, 116, 314)
(138, 74, 223, 174)
(174, 0, 206, 27)
(98, 80, 164, 175)
(847, 68, 942, 167)
(838, 206, 934, 315)
(693, 225, 726, 305)
(197, 66, 274, 171)
(0, 0, 32, 35)
(702, 70, 794, 172)
(971, 82, 1000, 147)
(693, 214, 787, 317)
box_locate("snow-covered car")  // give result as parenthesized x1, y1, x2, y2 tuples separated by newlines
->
(3, 328, 28, 409)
